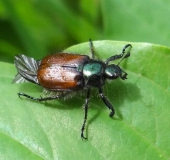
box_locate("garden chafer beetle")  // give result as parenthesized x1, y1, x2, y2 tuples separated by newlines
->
(13, 40, 132, 139)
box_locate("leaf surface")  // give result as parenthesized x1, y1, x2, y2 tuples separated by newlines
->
(0, 41, 170, 160)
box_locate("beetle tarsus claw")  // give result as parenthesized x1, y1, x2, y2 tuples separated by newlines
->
(109, 111, 115, 117)
(81, 134, 88, 140)
(17, 93, 22, 99)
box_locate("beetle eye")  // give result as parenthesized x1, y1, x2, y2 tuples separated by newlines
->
(105, 64, 121, 79)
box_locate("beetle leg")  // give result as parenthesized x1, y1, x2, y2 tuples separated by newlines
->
(17, 92, 69, 101)
(121, 44, 132, 56)
(98, 87, 115, 117)
(105, 54, 122, 64)
(81, 88, 91, 139)
(89, 39, 95, 59)
(105, 44, 132, 65)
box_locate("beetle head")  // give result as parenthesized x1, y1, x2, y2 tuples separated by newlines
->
(105, 64, 123, 79)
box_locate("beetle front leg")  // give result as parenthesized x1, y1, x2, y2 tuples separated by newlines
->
(98, 87, 115, 117)
(105, 44, 132, 65)
(81, 88, 91, 140)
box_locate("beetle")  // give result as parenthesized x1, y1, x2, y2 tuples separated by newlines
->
(13, 40, 132, 139)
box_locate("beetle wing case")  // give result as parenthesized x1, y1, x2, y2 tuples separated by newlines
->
(37, 53, 90, 91)
(12, 54, 40, 84)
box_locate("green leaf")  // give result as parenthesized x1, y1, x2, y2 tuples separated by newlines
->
(0, 41, 170, 159)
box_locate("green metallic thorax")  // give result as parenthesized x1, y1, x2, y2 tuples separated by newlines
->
(82, 60, 105, 87)
(83, 62, 102, 77)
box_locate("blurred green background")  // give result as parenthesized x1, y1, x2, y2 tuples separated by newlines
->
(0, 0, 170, 62)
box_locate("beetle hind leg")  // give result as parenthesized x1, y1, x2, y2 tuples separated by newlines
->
(18, 92, 68, 101)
